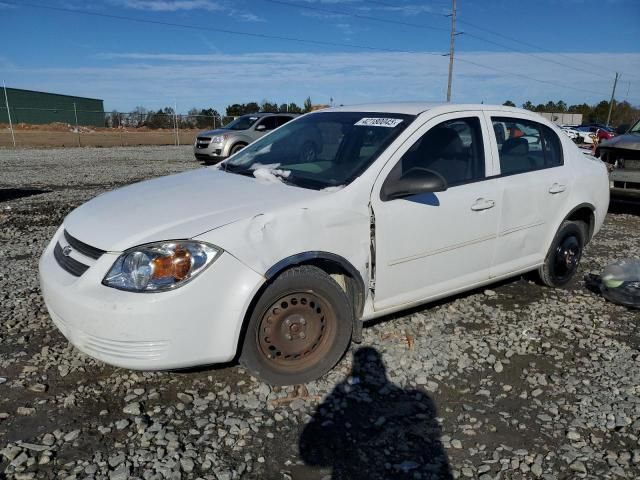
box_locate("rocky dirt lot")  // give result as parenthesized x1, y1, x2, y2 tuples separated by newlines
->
(0, 146, 639, 480)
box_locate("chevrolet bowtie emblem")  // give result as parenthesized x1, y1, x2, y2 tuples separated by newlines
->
(62, 245, 72, 257)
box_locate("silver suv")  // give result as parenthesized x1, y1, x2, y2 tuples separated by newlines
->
(194, 113, 298, 163)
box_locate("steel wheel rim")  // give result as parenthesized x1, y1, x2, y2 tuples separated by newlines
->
(552, 235, 581, 282)
(257, 292, 336, 371)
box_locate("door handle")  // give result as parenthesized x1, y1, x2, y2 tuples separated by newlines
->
(471, 198, 495, 211)
(549, 183, 567, 194)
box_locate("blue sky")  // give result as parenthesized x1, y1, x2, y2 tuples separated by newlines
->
(1, 0, 639, 113)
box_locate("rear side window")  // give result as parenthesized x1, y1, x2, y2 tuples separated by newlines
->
(492, 117, 563, 175)
(396, 116, 486, 186)
(258, 116, 278, 131)
(276, 116, 294, 127)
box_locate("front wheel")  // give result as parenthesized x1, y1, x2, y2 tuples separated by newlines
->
(240, 266, 353, 385)
(229, 143, 246, 155)
(538, 220, 585, 288)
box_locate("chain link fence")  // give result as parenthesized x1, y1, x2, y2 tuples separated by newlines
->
(0, 106, 239, 148)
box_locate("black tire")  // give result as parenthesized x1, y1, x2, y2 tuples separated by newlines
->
(240, 266, 353, 385)
(230, 143, 247, 155)
(538, 220, 586, 288)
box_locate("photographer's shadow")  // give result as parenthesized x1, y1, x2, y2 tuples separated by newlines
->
(299, 347, 452, 480)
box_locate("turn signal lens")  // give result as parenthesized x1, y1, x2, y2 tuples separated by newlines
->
(151, 246, 192, 281)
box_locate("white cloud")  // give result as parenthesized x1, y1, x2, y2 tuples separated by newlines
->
(4, 51, 639, 113)
(374, 3, 440, 16)
(114, 0, 263, 21)
(117, 0, 223, 12)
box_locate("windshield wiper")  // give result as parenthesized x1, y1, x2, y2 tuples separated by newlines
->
(223, 163, 253, 177)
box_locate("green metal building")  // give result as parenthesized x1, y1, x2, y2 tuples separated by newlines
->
(0, 87, 104, 127)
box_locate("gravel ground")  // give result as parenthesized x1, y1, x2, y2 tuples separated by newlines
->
(1, 146, 639, 480)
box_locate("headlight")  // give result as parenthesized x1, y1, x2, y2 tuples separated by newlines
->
(211, 135, 226, 144)
(103, 241, 222, 292)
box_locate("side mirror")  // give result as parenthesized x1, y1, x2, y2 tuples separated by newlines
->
(255, 124, 266, 131)
(381, 168, 447, 201)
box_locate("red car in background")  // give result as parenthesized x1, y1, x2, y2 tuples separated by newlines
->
(577, 124, 615, 142)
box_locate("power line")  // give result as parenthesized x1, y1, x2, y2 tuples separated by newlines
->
(4, 0, 622, 100)
(261, 0, 448, 32)
(274, 0, 623, 82)
(367, 0, 448, 19)
(455, 17, 639, 80)
(460, 32, 613, 81)
(3, 1, 429, 54)
(453, 56, 611, 98)
(367, 0, 637, 81)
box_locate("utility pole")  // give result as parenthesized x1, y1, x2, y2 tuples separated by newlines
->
(606, 72, 619, 127)
(446, 0, 457, 102)
(2, 81, 15, 148)
(73, 102, 81, 147)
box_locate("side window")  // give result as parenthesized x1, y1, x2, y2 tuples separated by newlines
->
(541, 124, 563, 167)
(258, 116, 278, 131)
(492, 117, 562, 175)
(396, 116, 486, 186)
(276, 116, 294, 127)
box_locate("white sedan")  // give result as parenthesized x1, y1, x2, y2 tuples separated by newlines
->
(40, 103, 609, 385)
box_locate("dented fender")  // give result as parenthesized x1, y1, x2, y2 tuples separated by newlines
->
(195, 194, 372, 315)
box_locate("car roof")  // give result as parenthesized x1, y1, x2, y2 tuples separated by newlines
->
(318, 102, 546, 116)
(241, 112, 298, 117)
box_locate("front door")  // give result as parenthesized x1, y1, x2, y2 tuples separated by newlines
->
(371, 112, 501, 311)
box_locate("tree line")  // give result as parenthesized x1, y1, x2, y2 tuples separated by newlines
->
(105, 97, 315, 129)
(502, 99, 639, 127)
(106, 97, 638, 130)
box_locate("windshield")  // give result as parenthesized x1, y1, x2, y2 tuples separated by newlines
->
(222, 111, 414, 190)
(223, 115, 260, 131)
(630, 120, 640, 133)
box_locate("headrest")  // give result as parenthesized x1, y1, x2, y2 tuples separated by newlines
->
(419, 127, 464, 157)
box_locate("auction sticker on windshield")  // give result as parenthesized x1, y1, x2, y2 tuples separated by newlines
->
(354, 117, 404, 127)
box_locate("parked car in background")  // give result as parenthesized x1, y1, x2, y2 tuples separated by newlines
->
(596, 119, 640, 201)
(194, 113, 298, 163)
(559, 125, 594, 144)
(579, 124, 615, 142)
(40, 103, 609, 385)
(559, 125, 580, 141)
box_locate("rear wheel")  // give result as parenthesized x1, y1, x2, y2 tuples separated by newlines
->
(240, 266, 353, 385)
(538, 221, 585, 287)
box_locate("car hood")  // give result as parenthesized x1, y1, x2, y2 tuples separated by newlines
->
(198, 128, 233, 137)
(600, 132, 640, 151)
(64, 168, 320, 252)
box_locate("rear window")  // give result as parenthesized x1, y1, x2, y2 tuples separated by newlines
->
(492, 117, 563, 175)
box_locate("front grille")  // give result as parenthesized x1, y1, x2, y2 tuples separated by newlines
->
(64, 230, 105, 260)
(196, 137, 212, 149)
(54, 242, 89, 277)
(614, 181, 640, 190)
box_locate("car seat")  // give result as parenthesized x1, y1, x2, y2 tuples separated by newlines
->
(406, 127, 470, 185)
(500, 137, 530, 174)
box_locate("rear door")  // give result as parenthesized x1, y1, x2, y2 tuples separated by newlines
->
(485, 113, 572, 277)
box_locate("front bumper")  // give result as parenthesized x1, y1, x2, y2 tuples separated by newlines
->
(193, 143, 226, 162)
(195, 153, 227, 163)
(39, 227, 264, 370)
